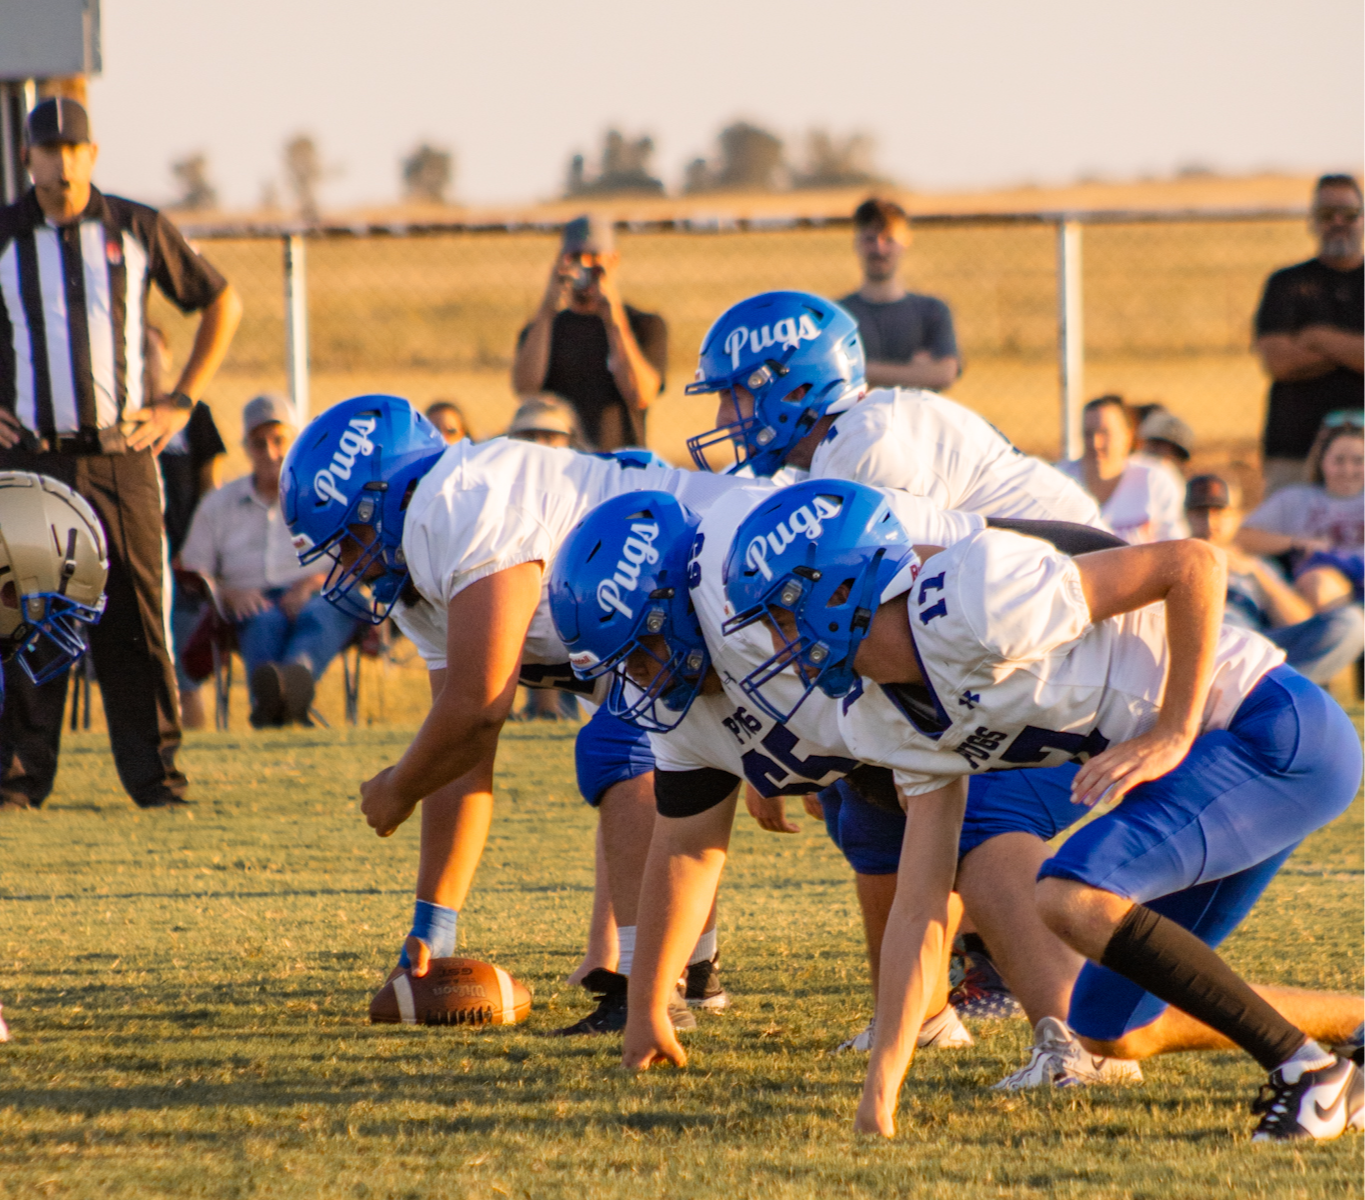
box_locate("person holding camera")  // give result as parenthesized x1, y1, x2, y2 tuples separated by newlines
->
(511, 216, 666, 451)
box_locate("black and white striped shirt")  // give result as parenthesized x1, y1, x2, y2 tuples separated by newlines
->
(0, 188, 226, 438)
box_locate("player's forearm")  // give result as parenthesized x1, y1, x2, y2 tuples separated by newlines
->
(864, 356, 959, 391)
(1234, 526, 1297, 557)
(512, 315, 553, 395)
(1251, 562, 1315, 628)
(389, 697, 508, 803)
(858, 782, 964, 1130)
(1154, 541, 1226, 742)
(175, 285, 242, 400)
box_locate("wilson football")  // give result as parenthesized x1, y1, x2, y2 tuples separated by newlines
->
(369, 957, 532, 1027)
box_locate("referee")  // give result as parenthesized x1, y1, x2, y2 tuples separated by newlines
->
(0, 98, 242, 811)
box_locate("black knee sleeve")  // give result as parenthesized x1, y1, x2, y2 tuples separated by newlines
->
(1100, 904, 1305, 1070)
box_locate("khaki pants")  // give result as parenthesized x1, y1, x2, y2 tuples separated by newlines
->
(1261, 457, 1307, 497)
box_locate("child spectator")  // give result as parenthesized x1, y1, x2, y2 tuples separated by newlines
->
(1237, 415, 1365, 610)
(425, 399, 472, 444)
(506, 394, 587, 450)
(1056, 395, 1188, 542)
(1186, 474, 1363, 684)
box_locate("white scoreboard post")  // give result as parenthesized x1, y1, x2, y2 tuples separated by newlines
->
(0, 0, 102, 204)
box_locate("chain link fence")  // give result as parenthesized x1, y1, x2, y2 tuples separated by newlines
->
(149, 211, 1315, 476)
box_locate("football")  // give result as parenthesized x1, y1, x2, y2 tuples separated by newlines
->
(369, 957, 532, 1027)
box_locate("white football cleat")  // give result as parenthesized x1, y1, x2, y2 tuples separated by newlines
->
(0, 1004, 9, 1042)
(1251, 1055, 1365, 1142)
(992, 1016, 1142, 1089)
(834, 1006, 974, 1054)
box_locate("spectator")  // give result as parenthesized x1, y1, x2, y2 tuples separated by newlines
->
(1254, 174, 1364, 495)
(838, 198, 960, 391)
(512, 216, 665, 451)
(1236, 414, 1364, 611)
(1186, 474, 1363, 685)
(1055, 395, 1188, 543)
(425, 399, 471, 444)
(180, 395, 361, 727)
(1134, 406, 1194, 481)
(148, 325, 227, 730)
(506, 394, 586, 450)
(0, 98, 242, 812)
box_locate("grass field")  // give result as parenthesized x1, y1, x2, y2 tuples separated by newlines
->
(0, 716, 1361, 1199)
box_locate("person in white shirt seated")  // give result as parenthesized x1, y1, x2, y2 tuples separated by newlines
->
(181, 394, 361, 726)
(1057, 395, 1189, 544)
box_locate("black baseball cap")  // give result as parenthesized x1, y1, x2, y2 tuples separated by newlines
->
(1185, 475, 1231, 510)
(27, 98, 92, 147)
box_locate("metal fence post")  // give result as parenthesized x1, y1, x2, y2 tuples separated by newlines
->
(1056, 218, 1084, 462)
(283, 233, 310, 429)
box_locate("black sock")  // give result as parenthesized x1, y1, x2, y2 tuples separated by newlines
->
(1100, 904, 1306, 1071)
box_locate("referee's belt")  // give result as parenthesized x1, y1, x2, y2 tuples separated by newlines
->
(19, 425, 130, 456)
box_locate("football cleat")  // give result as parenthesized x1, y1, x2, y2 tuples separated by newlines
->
(1330, 1023, 1364, 1067)
(834, 1006, 975, 1054)
(950, 945, 1024, 1021)
(1251, 1055, 1365, 1142)
(0, 1003, 8, 1042)
(684, 955, 730, 1011)
(548, 968, 696, 1037)
(992, 1016, 1143, 1090)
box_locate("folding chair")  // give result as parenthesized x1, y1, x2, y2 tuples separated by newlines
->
(175, 569, 238, 731)
(341, 621, 390, 726)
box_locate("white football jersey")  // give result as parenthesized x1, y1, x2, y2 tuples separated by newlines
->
(836, 528, 1286, 796)
(649, 483, 987, 789)
(388, 439, 746, 672)
(810, 388, 1105, 528)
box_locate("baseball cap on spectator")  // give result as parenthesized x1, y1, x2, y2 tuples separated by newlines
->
(27, 98, 91, 147)
(508, 399, 575, 439)
(561, 215, 614, 256)
(1185, 475, 1233, 510)
(1139, 410, 1194, 460)
(242, 393, 294, 436)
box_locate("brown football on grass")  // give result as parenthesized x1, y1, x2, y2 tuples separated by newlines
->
(369, 957, 532, 1026)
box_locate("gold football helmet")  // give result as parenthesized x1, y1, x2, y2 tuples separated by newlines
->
(0, 472, 109, 684)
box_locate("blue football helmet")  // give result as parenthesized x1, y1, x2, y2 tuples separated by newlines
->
(721, 479, 915, 722)
(685, 291, 866, 476)
(548, 491, 708, 732)
(281, 395, 446, 624)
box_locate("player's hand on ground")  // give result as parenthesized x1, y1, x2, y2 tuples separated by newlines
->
(622, 1010, 687, 1071)
(403, 935, 432, 978)
(853, 1092, 896, 1138)
(221, 586, 269, 620)
(0, 408, 21, 448)
(744, 784, 800, 833)
(1071, 728, 1194, 808)
(123, 402, 190, 454)
(360, 766, 418, 836)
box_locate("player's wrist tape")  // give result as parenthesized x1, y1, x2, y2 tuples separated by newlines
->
(398, 900, 458, 968)
(1100, 903, 1306, 1070)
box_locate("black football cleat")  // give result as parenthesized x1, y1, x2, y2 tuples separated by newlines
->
(1251, 1055, 1365, 1142)
(684, 955, 730, 1011)
(548, 968, 696, 1036)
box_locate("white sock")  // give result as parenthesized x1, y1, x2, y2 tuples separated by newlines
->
(688, 927, 717, 966)
(1277, 1039, 1334, 1082)
(616, 926, 636, 977)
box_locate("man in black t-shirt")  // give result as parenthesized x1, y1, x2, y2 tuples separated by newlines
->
(838, 198, 960, 391)
(512, 216, 666, 451)
(1254, 174, 1364, 494)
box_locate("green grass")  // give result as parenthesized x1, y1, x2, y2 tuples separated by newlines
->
(0, 719, 1360, 1199)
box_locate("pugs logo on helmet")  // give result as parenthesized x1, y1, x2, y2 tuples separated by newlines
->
(312, 417, 377, 507)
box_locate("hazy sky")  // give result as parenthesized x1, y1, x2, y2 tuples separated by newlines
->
(83, 0, 1362, 210)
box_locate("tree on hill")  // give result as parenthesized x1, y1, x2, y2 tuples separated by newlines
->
(792, 130, 884, 189)
(168, 152, 218, 211)
(284, 134, 326, 222)
(401, 143, 455, 204)
(564, 129, 664, 197)
(684, 121, 786, 193)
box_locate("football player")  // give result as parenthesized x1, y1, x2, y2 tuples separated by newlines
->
(684, 290, 1102, 528)
(0, 470, 110, 1040)
(722, 478, 1363, 1142)
(280, 395, 751, 1032)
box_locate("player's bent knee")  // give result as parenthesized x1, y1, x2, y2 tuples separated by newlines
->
(1035, 878, 1131, 957)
